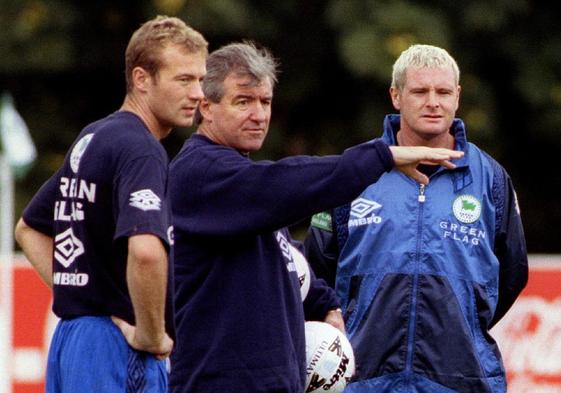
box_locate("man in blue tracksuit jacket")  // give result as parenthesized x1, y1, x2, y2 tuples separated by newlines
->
(305, 45, 528, 393)
(168, 42, 463, 393)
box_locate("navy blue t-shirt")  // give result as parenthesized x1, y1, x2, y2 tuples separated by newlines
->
(168, 133, 393, 393)
(22, 111, 175, 337)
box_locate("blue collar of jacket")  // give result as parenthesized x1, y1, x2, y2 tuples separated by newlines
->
(381, 113, 473, 192)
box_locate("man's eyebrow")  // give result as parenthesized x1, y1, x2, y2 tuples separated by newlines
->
(233, 94, 254, 100)
(175, 73, 199, 79)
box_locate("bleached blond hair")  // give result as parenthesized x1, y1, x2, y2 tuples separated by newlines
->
(391, 44, 460, 90)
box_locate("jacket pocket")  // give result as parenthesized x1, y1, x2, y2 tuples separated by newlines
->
(347, 273, 412, 381)
(413, 274, 502, 392)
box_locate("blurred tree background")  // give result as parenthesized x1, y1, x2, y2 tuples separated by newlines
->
(1, 0, 559, 251)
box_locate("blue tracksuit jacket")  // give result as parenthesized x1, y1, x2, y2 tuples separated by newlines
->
(305, 114, 528, 393)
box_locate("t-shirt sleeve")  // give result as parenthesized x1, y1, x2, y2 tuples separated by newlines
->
(114, 155, 170, 245)
(22, 173, 59, 237)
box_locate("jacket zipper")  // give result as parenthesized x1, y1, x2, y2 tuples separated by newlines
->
(405, 183, 425, 374)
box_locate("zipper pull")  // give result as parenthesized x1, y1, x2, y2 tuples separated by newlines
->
(418, 184, 426, 203)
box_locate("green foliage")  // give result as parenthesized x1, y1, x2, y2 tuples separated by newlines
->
(0, 1, 77, 72)
(327, 0, 450, 80)
(1, 0, 560, 251)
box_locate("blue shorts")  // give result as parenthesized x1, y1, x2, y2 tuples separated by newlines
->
(46, 316, 168, 393)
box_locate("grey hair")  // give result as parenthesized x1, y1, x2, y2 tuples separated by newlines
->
(203, 41, 279, 103)
(391, 44, 460, 90)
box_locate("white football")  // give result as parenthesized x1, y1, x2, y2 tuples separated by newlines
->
(304, 321, 355, 393)
(288, 243, 311, 301)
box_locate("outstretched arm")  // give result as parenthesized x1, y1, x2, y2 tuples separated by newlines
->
(14, 218, 53, 288)
(172, 140, 394, 236)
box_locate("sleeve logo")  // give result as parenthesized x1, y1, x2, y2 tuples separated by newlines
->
(348, 198, 383, 227)
(129, 189, 161, 211)
(167, 226, 174, 246)
(70, 134, 94, 173)
(350, 198, 382, 218)
(311, 211, 332, 232)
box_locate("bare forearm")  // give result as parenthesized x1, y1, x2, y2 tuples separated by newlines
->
(14, 218, 53, 288)
(127, 235, 168, 346)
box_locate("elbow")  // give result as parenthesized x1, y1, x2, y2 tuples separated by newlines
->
(131, 249, 163, 268)
(14, 218, 29, 247)
(128, 235, 167, 268)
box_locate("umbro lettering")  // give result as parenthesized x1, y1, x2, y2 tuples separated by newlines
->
(348, 214, 382, 227)
(53, 272, 89, 286)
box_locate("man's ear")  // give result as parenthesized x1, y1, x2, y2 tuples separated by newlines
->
(390, 87, 401, 110)
(198, 98, 212, 121)
(131, 67, 151, 93)
(455, 85, 461, 111)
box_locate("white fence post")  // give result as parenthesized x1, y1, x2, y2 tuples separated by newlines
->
(0, 154, 14, 393)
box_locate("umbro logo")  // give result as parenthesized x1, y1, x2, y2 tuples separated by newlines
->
(129, 189, 161, 211)
(54, 228, 85, 268)
(350, 198, 382, 218)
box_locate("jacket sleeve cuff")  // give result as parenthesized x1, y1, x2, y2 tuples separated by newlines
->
(371, 138, 395, 172)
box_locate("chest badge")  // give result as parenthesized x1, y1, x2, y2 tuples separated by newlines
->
(70, 134, 94, 173)
(452, 194, 482, 223)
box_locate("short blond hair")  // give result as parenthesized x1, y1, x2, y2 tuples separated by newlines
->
(125, 16, 208, 92)
(391, 44, 460, 90)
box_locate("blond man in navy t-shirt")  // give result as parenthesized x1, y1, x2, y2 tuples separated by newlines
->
(15, 16, 207, 392)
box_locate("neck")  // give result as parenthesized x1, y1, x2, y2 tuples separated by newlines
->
(197, 123, 249, 155)
(197, 122, 220, 145)
(396, 129, 455, 149)
(120, 94, 170, 140)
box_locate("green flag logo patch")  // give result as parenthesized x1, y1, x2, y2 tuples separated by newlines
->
(452, 194, 482, 224)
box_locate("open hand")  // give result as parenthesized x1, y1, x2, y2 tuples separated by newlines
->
(389, 146, 464, 185)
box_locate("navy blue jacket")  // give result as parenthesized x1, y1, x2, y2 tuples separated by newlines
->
(168, 133, 393, 393)
(305, 115, 528, 393)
